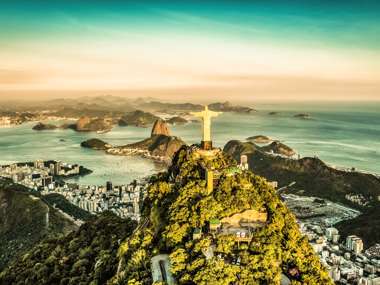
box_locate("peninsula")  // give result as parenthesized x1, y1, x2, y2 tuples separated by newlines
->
(81, 119, 185, 163)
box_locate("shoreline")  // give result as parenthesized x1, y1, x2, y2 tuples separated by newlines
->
(1, 114, 380, 177)
(105, 147, 170, 165)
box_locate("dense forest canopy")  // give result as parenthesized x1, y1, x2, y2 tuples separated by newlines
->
(113, 145, 333, 285)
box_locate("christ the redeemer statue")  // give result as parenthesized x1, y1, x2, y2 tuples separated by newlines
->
(191, 105, 221, 150)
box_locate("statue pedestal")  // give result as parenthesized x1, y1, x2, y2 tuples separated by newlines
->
(201, 141, 213, 150)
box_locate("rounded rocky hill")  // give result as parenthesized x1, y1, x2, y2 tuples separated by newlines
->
(261, 141, 296, 157)
(32, 122, 57, 131)
(80, 138, 111, 150)
(75, 116, 112, 132)
(166, 116, 188, 125)
(118, 110, 159, 127)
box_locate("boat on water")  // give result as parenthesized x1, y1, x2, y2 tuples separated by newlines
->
(96, 129, 111, 134)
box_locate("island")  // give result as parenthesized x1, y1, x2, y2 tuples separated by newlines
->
(80, 138, 111, 150)
(166, 116, 188, 125)
(31, 116, 113, 133)
(32, 122, 58, 131)
(208, 101, 256, 113)
(294, 113, 311, 120)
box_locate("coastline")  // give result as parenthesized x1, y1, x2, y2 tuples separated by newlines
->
(105, 147, 170, 165)
(1, 108, 380, 182)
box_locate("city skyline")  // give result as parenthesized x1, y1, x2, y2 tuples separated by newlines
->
(1, 0, 380, 101)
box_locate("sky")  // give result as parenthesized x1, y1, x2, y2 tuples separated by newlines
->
(0, 0, 379, 101)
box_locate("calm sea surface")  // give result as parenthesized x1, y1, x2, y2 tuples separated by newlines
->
(0, 102, 379, 185)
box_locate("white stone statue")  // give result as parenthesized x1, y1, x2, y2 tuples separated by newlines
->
(191, 105, 221, 144)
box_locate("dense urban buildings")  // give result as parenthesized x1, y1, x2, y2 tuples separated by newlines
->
(0, 160, 146, 222)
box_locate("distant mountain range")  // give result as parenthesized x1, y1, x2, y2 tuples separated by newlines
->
(1, 95, 256, 121)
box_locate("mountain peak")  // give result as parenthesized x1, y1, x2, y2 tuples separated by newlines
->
(151, 119, 171, 137)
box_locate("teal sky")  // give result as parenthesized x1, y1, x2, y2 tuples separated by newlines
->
(0, 0, 379, 100)
(1, 0, 379, 48)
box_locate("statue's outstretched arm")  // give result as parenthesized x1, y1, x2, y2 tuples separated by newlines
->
(190, 111, 204, 117)
(210, 111, 222, 117)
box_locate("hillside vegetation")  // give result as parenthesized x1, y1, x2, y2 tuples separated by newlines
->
(223, 140, 380, 247)
(224, 140, 380, 206)
(0, 212, 137, 285)
(112, 145, 332, 285)
(0, 179, 77, 271)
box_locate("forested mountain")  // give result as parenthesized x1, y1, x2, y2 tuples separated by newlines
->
(0, 179, 77, 271)
(112, 145, 333, 284)
(0, 213, 137, 285)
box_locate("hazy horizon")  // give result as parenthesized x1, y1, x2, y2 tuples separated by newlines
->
(1, 1, 380, 101)
(1, 90, 380, 103)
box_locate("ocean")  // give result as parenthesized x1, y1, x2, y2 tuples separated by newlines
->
(0, 102, 379, 185)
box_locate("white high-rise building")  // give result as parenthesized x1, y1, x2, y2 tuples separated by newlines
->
(353, 238, 364, 254)
(34, 159, 44, 169)
(239, 154, 249, 170)
(346, 235, 364, 254)
(329, 267, 341, 282)
(326, 227, 339, 241)
(346, 235, 355, 249)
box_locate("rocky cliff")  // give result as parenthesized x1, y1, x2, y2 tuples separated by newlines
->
(151, 119, 171, 137)
(124, 134, 185, 159)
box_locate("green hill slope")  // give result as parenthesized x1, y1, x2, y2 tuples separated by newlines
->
(0, 212, 137, 285)
(0, 179, 77, 271)
(223, 140, 380, 207)
(112, 146, 333, 285)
